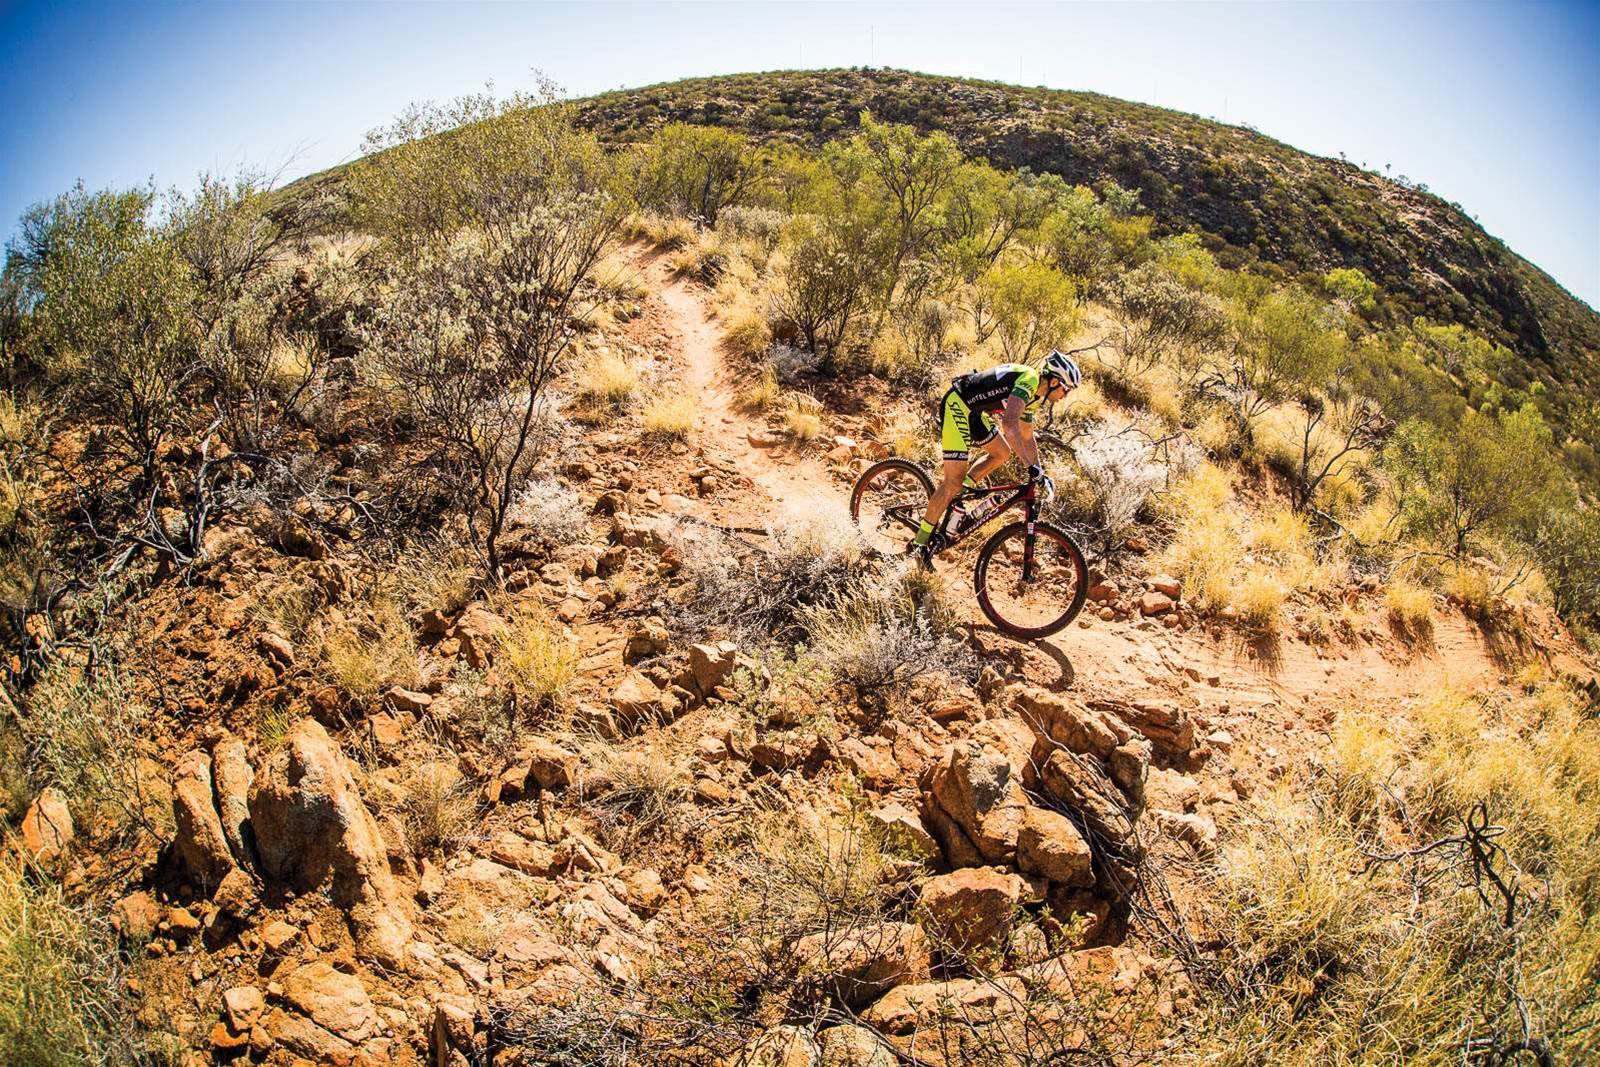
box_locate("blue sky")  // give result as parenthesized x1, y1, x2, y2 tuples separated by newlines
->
(2, 1, 1596, 308)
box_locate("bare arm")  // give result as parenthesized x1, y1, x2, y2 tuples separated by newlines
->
(998, 396, 1043, 470)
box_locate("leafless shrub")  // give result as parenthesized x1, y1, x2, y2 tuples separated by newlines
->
(670, 508, 870, 643)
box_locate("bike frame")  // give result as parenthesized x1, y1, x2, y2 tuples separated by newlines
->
(886, 479, 1044, 579)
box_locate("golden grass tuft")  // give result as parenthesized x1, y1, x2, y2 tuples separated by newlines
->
(319, 595, 418, 705)
(496, 605, 577, 711)
(0, 856, 149, 1064)
(1385, 580, 1434, 635)
(737, 364, 781, 413)
(1232, 567, 1288, 631)
(642, 395, 696, 439)
(1197, 679, 1600, 1063)
(784, 393, 823, 441)
(1443, 564, 1494, 618)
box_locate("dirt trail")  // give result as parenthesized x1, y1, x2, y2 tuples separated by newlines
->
(636, 248, 1558, 762)
(643, 253, 833, 523)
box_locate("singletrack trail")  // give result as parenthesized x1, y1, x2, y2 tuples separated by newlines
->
(631, 244, 1578, 769)
(641, 250, 834, 525)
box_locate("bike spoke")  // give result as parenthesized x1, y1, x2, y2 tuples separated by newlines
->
(976, 526, 1086, 636)
(852, 467, 930, 554)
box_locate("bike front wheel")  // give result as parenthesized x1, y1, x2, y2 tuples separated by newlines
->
(849, 459, 935, 555)
(973, 521, 1089, 638)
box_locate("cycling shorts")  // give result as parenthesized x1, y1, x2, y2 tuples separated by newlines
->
(939, 389, 1032, 461)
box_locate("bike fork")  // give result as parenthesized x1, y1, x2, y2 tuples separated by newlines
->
(1021, 498, 1038, 582)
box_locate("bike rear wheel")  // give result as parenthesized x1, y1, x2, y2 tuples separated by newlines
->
(973, 521, 1089, 638)
(850, 459, 934, 555)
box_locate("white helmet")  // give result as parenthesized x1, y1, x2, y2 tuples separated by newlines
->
(1043, 350, 1082, 389)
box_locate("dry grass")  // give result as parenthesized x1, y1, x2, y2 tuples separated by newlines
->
(0, 856, 152, 1065)
(1386, 580, 1434, 636)
(401, 758, 478, 856)
(496, 604, 577, 712)
(319, 594, 419, 705)
(1444, 563, 1494, 618)
(737, 364, 781, 413)
(642, 395, 696, 439)
(1156, 464, 1244, 612)
(575, 347, 640, 409)
(783, 393, 823, 441)
(627, 212, 695, 251)
(1232, 568, 1289, 632)
(586, 738, 696, 847)
(720, 298, 773, 360)
(1197, 682, 1600, 1063)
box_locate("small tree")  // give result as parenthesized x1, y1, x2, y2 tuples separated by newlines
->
(633, 124, 761, 226)
(1107, 263, 1227, 384)
(1213, 287, 1345, 440)
(358, 90, 622, 580)
(15, 184, 203, 488)
(1287, 365, 1385, 514)
(979, 261, 1079, 365)
(1385, 405, 1568, 557)
(773, 215, 880, 366)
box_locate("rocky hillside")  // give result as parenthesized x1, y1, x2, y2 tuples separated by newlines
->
(571, 69, 1598, 432)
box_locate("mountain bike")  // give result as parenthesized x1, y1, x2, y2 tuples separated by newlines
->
(849, 458, 1089, 639)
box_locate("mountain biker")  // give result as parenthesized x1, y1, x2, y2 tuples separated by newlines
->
(911, 350, 1081, 557)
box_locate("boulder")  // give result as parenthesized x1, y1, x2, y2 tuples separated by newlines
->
(222, 985, 265, 1032)
(210, 735, 256, 868)
(916, 868, 1025, 957)
(19, 786, 74, 863)
(522, 737, 579, 790)
(688, 641, 739, 695)
(1011, 686, 1128, 761)
(623, 618, 670, 663)
(923, 741, 1028, 866)
(817, 1024, 895, 1067)
(867, 803, 939, 862)
(111, 891, 162, 943)
(610, 671, 663, 725)
(1038, 750, 1138, 850)
(1148, 575, 1183, 600)
(248, 719, 413, 965)
(266, 960, 379, 1061)
(860, 977, 1026, 1035)
(795, 922, 930, 1009)
(454, 606, 509, 669)
(1087, 581, 1119, 604)
(1139, 592, 1174, 617)
(172, 750, 237, 889)
(737, 1025, 820, 1067)
(1088, 697, 1195, 756)
(1017, 806, 1095, 888)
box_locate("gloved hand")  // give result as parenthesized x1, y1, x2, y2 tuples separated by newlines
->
(1027, 464, 1044, 482)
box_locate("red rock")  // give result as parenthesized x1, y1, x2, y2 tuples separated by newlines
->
(795, 922, 930, 1009)
(1149, 574, 1182, 600)
(20, 787, 74, 862)
(1017, 806, 1094, 887)
(1139, 591, 1175, 617)
(916, 868, 1026, 956)
(1087, 580, 1119, 603)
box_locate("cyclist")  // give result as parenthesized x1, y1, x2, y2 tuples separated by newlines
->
(911, 350, 1081, 557)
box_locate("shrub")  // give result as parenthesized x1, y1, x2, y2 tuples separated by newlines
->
(504, 476, 587, 548)
(633, 124, 761, 226)
(773, 214, 879, 361)
(806, 567, 975, 718)
(978, 260, 1079, 365)
(1065, 422, 1171, 558)
(721, 298, 773, 360)
(585, 738, 695, 846)
(642, 395, 696, 439)
(673, 510, 868, 643)
(20, 654, 169, 839)
(0, 856, 151, 1065)
(353, 85, 623, 580)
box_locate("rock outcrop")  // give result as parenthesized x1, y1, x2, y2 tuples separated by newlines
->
(248, 718, 413, 965)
